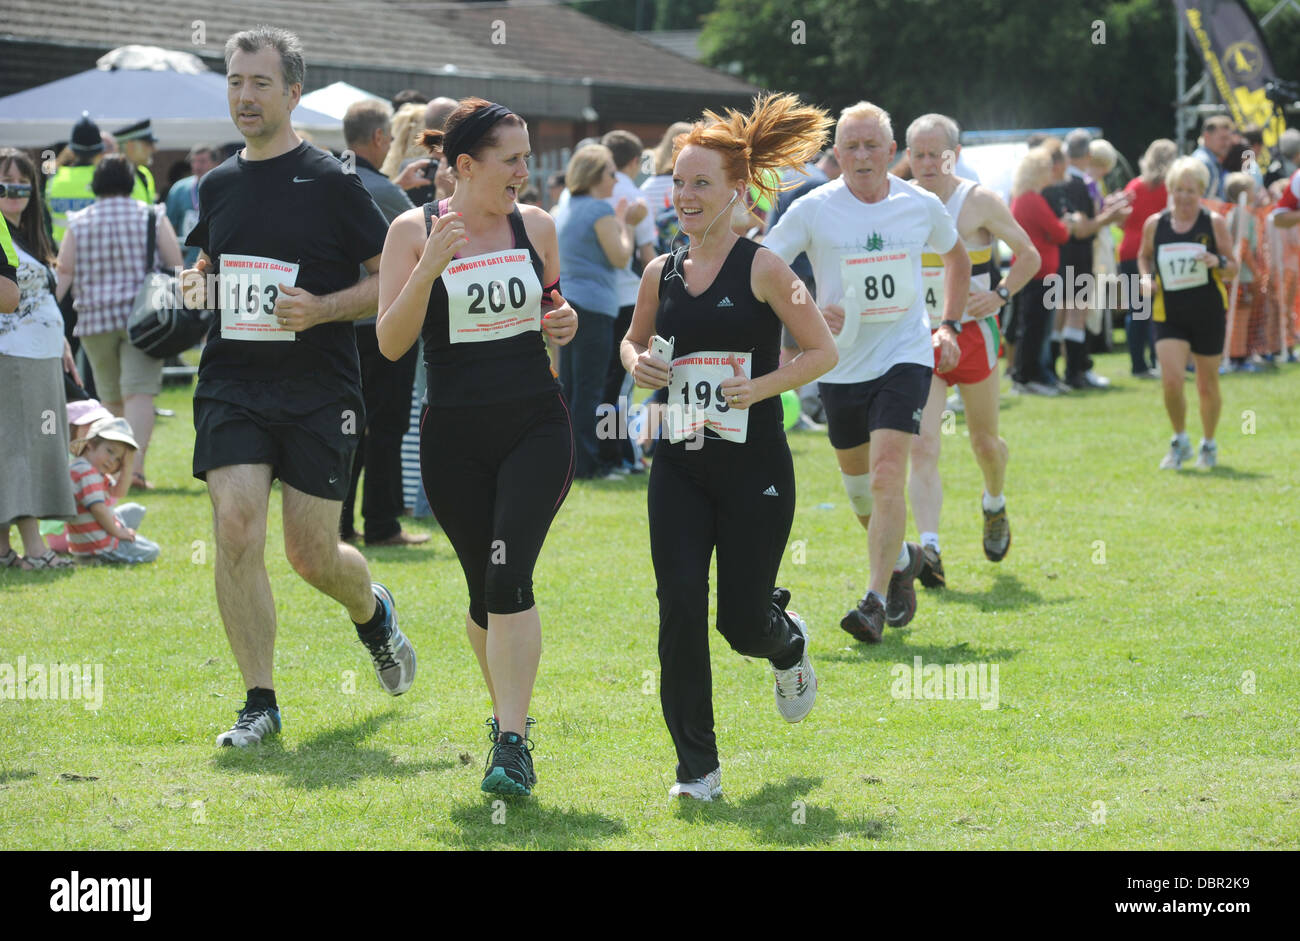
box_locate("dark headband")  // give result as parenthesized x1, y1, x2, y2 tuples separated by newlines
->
(444, 103, 515, 163)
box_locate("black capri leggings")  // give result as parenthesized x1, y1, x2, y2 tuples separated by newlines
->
(648, 435, 801, 781)
(420, 392, 575, 627)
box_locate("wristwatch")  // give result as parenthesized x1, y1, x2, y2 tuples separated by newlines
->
(940, 319, 962, 334)
(996, 286, 1011, 304)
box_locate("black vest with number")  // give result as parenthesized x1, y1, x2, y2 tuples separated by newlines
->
(1153, 207, 1226, 322)
(655, 237, 783, 442)
(421, 200, 556, 407)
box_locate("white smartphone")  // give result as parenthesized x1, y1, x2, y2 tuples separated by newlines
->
(649, 334, 674, 364)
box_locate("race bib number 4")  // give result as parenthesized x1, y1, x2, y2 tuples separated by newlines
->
(922, 265, 945, 327)
(1157, 242, 1209, 292)
(219, 253, 298, 341)
(664, 351, 750, 444)
(841, 249, 916, 323)
(442, 250, 541, 344)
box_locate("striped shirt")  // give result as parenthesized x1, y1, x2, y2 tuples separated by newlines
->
(68, 197, 163, 337)
(67, 457, 118, 555)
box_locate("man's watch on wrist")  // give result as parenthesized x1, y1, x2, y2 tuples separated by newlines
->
(996, 286, 1011, 304)
(941, 319, 962, 335)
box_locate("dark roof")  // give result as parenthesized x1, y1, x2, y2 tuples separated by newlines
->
(1, 0, 758, 119)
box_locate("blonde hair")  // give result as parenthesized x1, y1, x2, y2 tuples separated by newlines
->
(674, 92, 833, 207)
(566, 144, 613, 196)
(837, 101, 893, 144)
(652, 121, 693, 176)
(1088, 139, 1118, 175)
(1224, 171, 1256, 203)
(1012, 147, 1054, 198)
(1165, 155, 1210, 193)
(1139, 139, 1178, 185)
(381, 102, 429, 179)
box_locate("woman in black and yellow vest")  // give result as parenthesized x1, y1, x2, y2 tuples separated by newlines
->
(1138, 157, 1237, 470)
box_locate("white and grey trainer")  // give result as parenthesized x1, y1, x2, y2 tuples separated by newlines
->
(773, 610, 817, 723)
(669, 766, 723, 801)
(1159, 436, 1193, 470)
(1194, 440, 1218, 469)
(361, 583, 416, 696)
(216, 702, 281, 747)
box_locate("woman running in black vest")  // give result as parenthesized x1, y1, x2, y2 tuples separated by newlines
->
(377, 98, 578, 797)
(621, 93, 837, 800)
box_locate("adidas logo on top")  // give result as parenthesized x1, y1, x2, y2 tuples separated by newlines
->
(762, 485, 779, 496)
(717, 296, 734, 308)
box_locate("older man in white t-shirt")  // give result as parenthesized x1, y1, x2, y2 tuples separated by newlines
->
(599, 130, 656, 470)
(765, 101, 969, 644)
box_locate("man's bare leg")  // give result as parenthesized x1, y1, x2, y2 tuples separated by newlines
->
(208, 464, 276, 691)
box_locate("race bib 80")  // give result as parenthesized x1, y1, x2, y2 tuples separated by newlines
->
(841, 249, 917, 323)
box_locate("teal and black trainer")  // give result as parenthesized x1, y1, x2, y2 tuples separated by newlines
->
(482, 730, 536, 796)
(216, 701, 281, 747)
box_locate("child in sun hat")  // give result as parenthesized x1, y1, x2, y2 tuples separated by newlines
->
(67, 416, 159, 564)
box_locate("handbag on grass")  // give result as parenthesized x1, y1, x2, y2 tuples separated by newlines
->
(127, 209, 212, 358)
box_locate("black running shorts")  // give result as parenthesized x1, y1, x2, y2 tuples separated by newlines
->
(819, 362, 932, 450)
(193, 380, 364, 501)
(1154, 307, 1227, 357)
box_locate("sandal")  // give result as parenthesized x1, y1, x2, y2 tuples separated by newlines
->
(25, 549, 75, 570)
(131, 472, 154, 492)
(1, 549, 33, 571)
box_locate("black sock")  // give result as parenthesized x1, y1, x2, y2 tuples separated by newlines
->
(353, 594, 385, 637)
(770, 606, 805, 670)
(246, 686, 277, 711)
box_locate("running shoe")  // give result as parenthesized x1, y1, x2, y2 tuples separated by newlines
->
(485, 715, 536, 746)
(884, 542, 924, 627)
(482, 730, 536, 796)
(841, 592, 886, 644)
(669, 766, 722, 801)
(1194, 441, 1217, 469)
(982, 506, 1011, 562)
(1158, 436, 1193, 470)
(216, 701, 281, 747)
(772, 608, 816, 723)
(1024, 381, 1061, 397)
(1084, 370, 1111, 388)
(361, 583, 416, 696)
(918, 543, 946, 588)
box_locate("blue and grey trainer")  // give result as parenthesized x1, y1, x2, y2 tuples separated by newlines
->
(361, 583, 416, 696)
(216, 701, 281, 747)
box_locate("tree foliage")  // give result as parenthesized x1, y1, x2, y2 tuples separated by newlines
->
(699, 0, 1300, 166)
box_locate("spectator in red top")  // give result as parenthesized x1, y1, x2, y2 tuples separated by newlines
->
(67, 416, 159, 564)
(1009, 147, 1079, 395)
(1120, 139, 1177, 377)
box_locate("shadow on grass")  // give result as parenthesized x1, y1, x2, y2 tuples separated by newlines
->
(1202, 465, 1268, 480)
(0, 768, 38, 785)
(929, 572, 1071, 612)
(674, 775, 891, 846)
(824, 636, 1019, 666)
(445, 799, 626, 849)
(213, 711, 454, 789)
(0, 565, 78, 588)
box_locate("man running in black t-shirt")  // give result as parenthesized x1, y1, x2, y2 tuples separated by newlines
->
(182, 26, 416, 747)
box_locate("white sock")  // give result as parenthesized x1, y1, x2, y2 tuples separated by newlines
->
(982, 492, 1005, 512)
(1063, 326, 1086, 344)
(920, 531, 940, 552)
(1201, 438, 1216, 449)
(1174, 431, 1190, 446)
(868, 589, 886, 605)
(893, 543, 911, 572)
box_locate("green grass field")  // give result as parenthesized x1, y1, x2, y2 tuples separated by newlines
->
(2, 349, 1297, 850)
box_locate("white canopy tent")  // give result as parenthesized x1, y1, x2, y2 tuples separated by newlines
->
(0, 46, 344, 150)
(300, 81, 387, 121)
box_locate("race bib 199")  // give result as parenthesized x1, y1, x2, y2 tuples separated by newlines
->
(442, 250, 542, 344)
(664, 351, 751, 444)
(220, 253, 299, 341)
(841, 249, 916, 323)
(1157, 242, 1209, 292)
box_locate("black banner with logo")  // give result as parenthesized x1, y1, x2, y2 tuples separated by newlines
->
(1174, 0, 1289, 162)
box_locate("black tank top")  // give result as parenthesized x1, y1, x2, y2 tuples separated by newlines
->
(655, 237, 783, 442)
(1153, 207, 1226, 320)
(421, 200, 558, 407)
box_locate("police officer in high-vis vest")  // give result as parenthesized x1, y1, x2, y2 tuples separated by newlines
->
(113, 119, 159, 205)
(45, 112, 103, 246)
